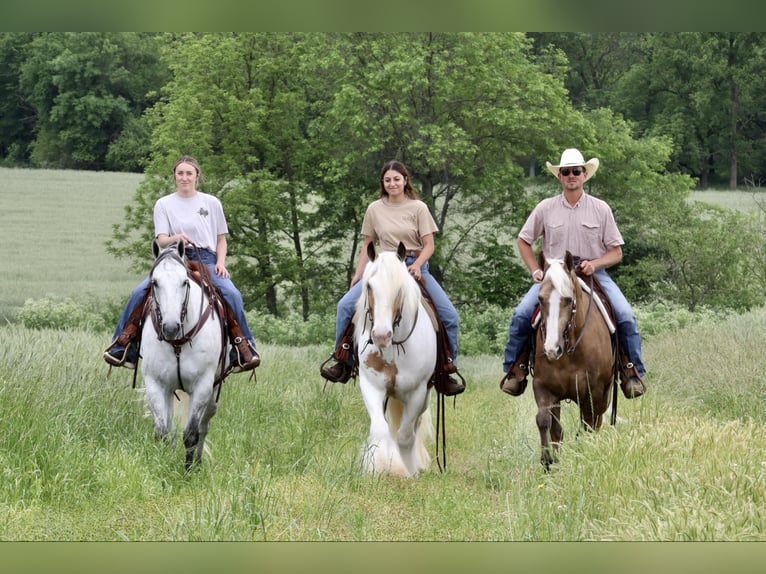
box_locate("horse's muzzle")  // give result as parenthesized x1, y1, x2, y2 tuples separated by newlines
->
(161, 321, 182, 340)
(372, 327, 392, 348)
(544, 344, 563, 361)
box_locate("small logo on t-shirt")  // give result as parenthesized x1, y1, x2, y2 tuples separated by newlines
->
(402, 214, 416, 222)
(198, 207, 209, 217)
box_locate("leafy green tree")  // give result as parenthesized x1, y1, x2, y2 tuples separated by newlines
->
(0, 33, 38, 165)
(18, 32, 165, 171)
(311, 32, 585, 305)
(110, 33, 340, 318)
(613, 33, 766, 189)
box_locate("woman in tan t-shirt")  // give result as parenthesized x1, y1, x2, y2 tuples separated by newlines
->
(320, 160, 463, 396)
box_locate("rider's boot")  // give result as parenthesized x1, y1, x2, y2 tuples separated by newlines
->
(103, 292, 148, 369)
(320, 321, 355, 384)
(618, 350, 645, 399)
(500, 342, 531, 396)
(224, 302, 260, 373)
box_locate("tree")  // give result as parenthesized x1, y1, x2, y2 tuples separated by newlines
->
(0, 33, 38, 165)
(18, 32, 166, 171)
(311, 32, 585, 304)
(613, 33, 766, 189)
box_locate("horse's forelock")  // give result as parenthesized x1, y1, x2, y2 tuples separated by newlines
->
(362, 252, 419, 313)
(546, 259, 574, 299)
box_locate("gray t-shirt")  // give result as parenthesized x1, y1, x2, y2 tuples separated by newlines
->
(153, 191, 228, 253)
(518, 192, 623, 261)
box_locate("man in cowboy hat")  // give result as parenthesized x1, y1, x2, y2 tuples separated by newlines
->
(499, 148, 646, 399)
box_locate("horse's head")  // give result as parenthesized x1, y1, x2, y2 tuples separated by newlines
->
(358, 242, 420, 349)
(149, 238, 191, 340)
(537, 251, 578, 361)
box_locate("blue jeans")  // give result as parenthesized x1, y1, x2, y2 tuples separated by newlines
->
(335, 256, 459, 366)
(502, 269, 645, 376)
(110, 248, 256, 352)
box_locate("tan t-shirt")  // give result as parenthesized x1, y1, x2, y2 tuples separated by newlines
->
(518, 192, 623, 260)
(361, 198, 438, 251)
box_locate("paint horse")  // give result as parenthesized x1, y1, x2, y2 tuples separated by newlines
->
(355, 242, 437, 477)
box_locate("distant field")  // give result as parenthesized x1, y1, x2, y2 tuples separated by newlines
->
(2, 168, 762, 325)
(691, 189, 766, 212)
(0, 167, 146, 322)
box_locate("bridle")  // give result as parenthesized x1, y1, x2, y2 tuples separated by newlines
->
(361, 284, 420, 354)
(148, 249, 216, 391)
(538, 267, 595, 356)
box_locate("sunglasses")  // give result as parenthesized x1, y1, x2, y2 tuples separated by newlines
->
(559, 167, 584, 176)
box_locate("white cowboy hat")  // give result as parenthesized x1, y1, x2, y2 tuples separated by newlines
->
(545, 148, 599, 182)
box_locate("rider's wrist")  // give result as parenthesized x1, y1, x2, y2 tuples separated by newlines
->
(532, 269, 543, 280)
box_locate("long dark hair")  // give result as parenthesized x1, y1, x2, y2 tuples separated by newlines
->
(379, 160, 419, 199)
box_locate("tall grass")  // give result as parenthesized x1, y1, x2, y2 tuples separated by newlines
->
(1, 309, 764, 540)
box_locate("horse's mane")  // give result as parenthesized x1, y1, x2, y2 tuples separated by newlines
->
(545, 258, 575, 299)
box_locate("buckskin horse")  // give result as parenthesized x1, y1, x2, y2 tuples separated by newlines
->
(533, 251, 617, 470)
(354, 242, 437, 477)
(140, 238, 228, 471)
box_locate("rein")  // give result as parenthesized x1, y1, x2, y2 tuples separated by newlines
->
(566, 272, 595, 354)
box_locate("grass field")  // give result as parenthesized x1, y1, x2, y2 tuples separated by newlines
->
(1, 170, 765, 549)
(0, 167, 145, 322)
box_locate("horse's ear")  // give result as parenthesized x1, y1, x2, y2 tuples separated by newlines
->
(537, 250, 546, 270)
(396, 242, 406, 262)
(152, 238, 161, 259)
(175, 238, 185, 258)
(564, 250, 574, 271)
(366, 241, 376, 262)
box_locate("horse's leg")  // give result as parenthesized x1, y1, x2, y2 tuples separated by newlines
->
(183, 382, 215, 472)
(144, 378, 175, 444)
(360, 379, 404, 476)
(395, 385, 430, 476)
(194, 389, 218, 466)
(535, 396, 561, 471)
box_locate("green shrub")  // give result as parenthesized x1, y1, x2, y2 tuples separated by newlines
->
(16, 296, 115, 331)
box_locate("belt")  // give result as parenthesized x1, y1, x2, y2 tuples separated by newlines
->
(405, 249, 422, 258)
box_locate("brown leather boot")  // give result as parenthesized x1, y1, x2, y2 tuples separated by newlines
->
(500, 344, 531, 396)
(103, 290, 149, 369)
(435, 373, 466, 396)
(320, 356, 352, 383)
(224, 302, 260, 373)
(500, 362, 528, 396)
(619, 362, 646, 399)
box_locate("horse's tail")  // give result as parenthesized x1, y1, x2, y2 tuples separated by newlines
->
(415, 404, 434, 469)
(174, 390, 190, 430)
(384, 396, 404, 437)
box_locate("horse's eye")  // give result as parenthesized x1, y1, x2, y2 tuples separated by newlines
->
(151, 279, 158, 287)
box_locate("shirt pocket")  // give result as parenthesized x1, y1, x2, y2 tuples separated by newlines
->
(546, 221, 566, 252)
(581, 221, 602, 243)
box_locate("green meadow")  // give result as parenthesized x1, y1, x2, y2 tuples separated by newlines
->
(0, 167, 145, 322)
(0, 169, 764, 544)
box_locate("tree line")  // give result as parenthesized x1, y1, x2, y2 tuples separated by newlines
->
(2, 32, 765, 318)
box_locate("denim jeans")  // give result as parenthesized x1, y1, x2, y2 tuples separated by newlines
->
(502, 269, 645, 376)
(110, 248, 256, 352)
(335, 256, 459, 366)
